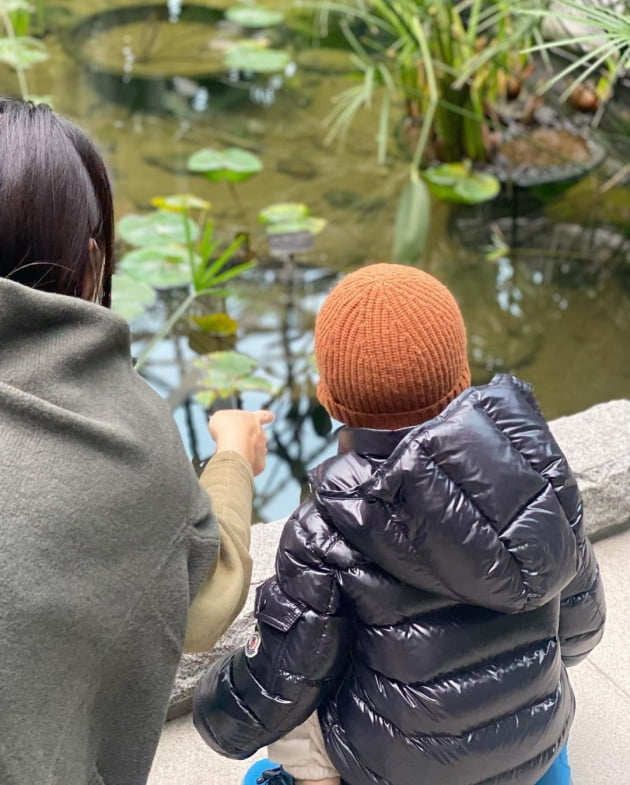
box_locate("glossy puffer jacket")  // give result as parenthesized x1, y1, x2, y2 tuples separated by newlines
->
(194, 375, 606, 785)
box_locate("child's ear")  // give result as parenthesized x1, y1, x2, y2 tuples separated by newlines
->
(82, 238, 106, 302)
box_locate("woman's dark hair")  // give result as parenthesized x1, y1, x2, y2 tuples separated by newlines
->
(0, 99, 114, 306)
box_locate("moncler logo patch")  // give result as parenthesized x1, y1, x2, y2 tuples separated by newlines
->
(245, 629, 261, 658)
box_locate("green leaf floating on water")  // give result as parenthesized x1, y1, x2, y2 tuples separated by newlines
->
(194, 350, 276, 406)
(259, 202, 310, 224)
(0, 36, 49, 68)
(191, 313, 239, 336)
(151, 194, 211, 212)
(110, 274, 156, 321)
(265, 217, 326, 235)
(225, 5, 284, 28)
(393, 178, 431, 264)
(117, 210, 200, 247)
(187, 147, 263, 183)
(224, 44, 291, 74)
(118, 246, 197, 289)
(259, 203, 327, 235)
(422, 163, 500, 204)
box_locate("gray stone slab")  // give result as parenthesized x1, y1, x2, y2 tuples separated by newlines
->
(549, 399, 630, 539)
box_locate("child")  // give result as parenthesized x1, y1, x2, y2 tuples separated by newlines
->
(193, 263, 605, 785)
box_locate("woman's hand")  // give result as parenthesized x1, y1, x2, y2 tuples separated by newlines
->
(208, 409, 275, 477)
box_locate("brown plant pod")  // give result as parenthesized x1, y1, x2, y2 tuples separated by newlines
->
(568, 84, 600, 113)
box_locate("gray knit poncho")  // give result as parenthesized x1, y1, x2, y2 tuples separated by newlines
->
(0, 278, 219, 785)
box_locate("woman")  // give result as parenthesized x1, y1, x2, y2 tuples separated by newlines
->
(0, 98, 268, 784)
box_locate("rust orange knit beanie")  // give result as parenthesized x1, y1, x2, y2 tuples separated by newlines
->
(314, 263, 471, 430)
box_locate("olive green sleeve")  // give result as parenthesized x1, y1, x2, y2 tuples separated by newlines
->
(183, 451, 254, 653)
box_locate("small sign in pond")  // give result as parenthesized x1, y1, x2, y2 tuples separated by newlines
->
(268, 230, 314, 256)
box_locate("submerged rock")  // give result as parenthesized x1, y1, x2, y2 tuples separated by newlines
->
(276, 158, 317, 180)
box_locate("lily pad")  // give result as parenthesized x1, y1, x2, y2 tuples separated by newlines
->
(117, 210, 200, 247)
(194, 350, 276, 406)
(259, 203, 326, 236)
(191, 313, 239, 335)
(422, 163, 500, 204)
(187, 147, 263, 183)
(118, 246, 196, 288)
(265, 217, 326, 235)
(225, 5, 284, 28)
(151, 194, 211, 212)
(303, 216, 326, 235)
(259, 202, 310, 225)
(0, 36, 49, 68)
(110, 274, 156, 321)
(224, 44, 291, 74)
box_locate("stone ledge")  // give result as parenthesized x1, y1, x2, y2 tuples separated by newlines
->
(548, 399, 630, 540)
(169, 398, 630, 718)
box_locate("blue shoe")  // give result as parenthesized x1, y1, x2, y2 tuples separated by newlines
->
(242, 758, 294, 785)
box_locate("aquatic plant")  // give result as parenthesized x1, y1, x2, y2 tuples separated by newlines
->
(422, 161, 501, 204)
(304, 0, 547, 166)
(0, 0, 49, 100)
(258, 202, 327, 236)
(193, 351, 276, 407)
(225, 4, 284, 28)
(112, 192, 327, 407)
(392, 178, 432, 264)
(187, 146, 264, 224)
(187, 147, 264, 183)
(292, 0, 550, 261)
(223, 2, 291, 74)
(113, 193, 254, 371)
(517, 0, 630, 126)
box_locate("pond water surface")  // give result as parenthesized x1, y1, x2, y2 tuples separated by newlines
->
(4, 0, 629, 520)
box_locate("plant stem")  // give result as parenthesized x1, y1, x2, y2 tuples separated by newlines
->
(227, 181, 247, 225)
(0, 3, 30, 99)
(409, 16, 438, 176)
(135, 289, 199, 371)
(181, 208, 198, 289)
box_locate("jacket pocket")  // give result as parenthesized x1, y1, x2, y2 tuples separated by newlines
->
(255, 577, 305, 632)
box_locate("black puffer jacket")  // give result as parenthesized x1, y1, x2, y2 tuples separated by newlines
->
(194, 375, 606, 785)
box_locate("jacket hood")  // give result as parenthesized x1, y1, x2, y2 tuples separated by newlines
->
(310, 374, 580, 613)
(0, 277, 133, 419)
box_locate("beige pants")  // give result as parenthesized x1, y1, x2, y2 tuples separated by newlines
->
(268, 711, 340, 781)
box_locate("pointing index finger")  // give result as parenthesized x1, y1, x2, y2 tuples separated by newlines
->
(254, 409, 275, 426)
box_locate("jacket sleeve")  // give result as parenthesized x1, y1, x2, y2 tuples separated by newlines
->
(559, 526, 606, 667)
(193, 499, 353, 759)
(184, 451, 254, 653)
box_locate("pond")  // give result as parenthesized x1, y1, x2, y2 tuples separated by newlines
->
(3, 0, 629, 521)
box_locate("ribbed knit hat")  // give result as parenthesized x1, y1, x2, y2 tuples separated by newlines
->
(314, 263, 471, 430)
